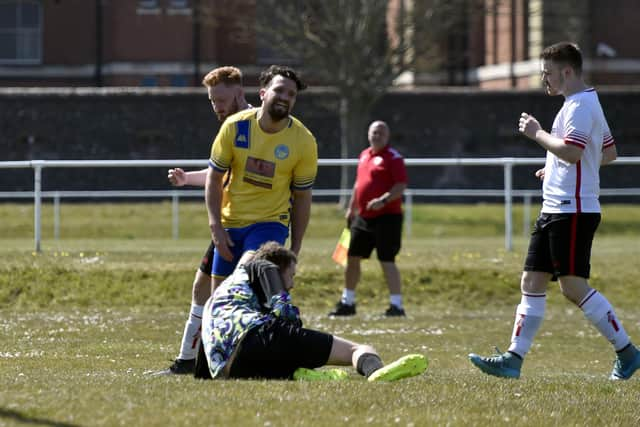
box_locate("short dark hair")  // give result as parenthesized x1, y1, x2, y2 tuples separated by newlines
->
(253, 241, 297, 271)
(259, 65, 307, 91)
(540, 42, 582, 74)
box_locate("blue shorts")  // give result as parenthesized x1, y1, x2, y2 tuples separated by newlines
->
(211, 222, 289, 278)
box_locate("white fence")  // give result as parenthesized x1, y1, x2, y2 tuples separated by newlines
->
(2, 157, 640, 252)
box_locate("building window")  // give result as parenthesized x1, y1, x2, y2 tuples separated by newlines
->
(169, 0, 189, 8)
(167, 0, 191, 16)
(0, 0, 42, 65)
(137, 0, 160, 15)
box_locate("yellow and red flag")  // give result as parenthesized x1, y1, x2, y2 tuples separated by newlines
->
(331, 228, 351, 267)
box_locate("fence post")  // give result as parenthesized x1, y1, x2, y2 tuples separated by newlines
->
(172, 192, 179, 239)
(404, 191, 413, 237)
(503, 160, 513, 251)
(33, 161, 43, 252)
(523, 193, 531, 239)
(54, 191, 60, 240)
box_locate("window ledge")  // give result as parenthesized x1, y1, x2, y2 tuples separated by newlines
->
(166, 7, 192, 16)
(136, 7, 161, 15)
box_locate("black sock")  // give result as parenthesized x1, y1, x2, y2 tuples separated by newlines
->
(616, 342, 632, 354)
(507, 351, 523, 360)
(356, 353, 384, 378)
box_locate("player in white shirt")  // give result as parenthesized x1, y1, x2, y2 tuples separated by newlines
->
(469, 42, 640, 380)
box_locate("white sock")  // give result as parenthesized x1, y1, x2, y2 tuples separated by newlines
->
(390, 294, 403, 309)
(580, 290, 630, 351)
(177, 303, 204, 360)
(507, 293, 546, 358)
(341, 289, 356, 305)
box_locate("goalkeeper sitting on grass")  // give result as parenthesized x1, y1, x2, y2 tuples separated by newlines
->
(195, 241, 426, 381)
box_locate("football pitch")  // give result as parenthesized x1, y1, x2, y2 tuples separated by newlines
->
(1, 203, 640, 426)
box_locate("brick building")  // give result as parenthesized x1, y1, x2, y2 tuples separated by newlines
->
(1, 0, 639, 88)
(471, 0, 640, 88)
(0, 0, 263, 86)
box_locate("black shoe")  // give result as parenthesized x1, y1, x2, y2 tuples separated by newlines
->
(329, 302, 356, 316)
(150, 358, 195, 376)
(384, 305, 406, 317)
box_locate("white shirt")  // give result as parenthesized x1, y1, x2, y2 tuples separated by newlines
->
(542, 88, 615, 213)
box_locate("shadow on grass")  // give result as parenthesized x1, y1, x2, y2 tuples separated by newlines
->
(0, 408, 81, 427)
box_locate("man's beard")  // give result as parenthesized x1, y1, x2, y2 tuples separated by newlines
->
(267, 101, 289, 122)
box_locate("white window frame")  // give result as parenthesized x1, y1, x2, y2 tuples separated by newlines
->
(166, 0, 192, 16)
(0, 0, 43, 65)
(136, 0, 161, 15)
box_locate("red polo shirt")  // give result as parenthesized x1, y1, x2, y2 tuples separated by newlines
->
(355, 144, 407, 219)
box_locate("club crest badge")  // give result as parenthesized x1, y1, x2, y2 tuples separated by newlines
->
(274, 144, 289, 160)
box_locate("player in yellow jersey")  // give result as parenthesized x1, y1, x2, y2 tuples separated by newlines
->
(205, 65, 318, 286)
(154, 66, 252, 376)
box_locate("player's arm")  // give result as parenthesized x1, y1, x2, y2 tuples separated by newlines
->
(381, 182, 407, 203)
(367, 156, 408, 211)
(518, 112, 583, 164)
(290, 188, 312, 256)
(366, 182, 407, 211)
(345, 182, 358, 222)
(601, 144, 617, 165)
(206, 121, 236, 261)
(168, 168, 208, 187)
(290, 133, 318, 255)
(205, 167, 234, 261)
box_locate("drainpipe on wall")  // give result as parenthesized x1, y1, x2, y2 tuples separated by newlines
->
(94, 0, 103, 87)
(192, 0, 201, 86)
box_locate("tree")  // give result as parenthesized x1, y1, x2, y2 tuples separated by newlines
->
(256, 1, 407, 202)
(257, 0, 485, 202)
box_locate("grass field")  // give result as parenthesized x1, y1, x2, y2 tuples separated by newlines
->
(1, 203, 640, 426)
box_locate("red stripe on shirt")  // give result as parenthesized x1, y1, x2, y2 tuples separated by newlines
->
(565, 139, 586, 149)
(569, 214, 578, 275)
(603, 135, 615, 148)
(575, 161, 582, 213)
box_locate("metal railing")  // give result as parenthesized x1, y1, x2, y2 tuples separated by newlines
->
(2, 157, 640, 251)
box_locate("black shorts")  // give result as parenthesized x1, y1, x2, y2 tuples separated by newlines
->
(524, 213, 601, 280)
(198, 241, 215, 276)
(228, 318, 333, 380)
(348, 214, 403, 262)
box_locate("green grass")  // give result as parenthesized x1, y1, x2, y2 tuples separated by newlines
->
(1, 203, 640, 426)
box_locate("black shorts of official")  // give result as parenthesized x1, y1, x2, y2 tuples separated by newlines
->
(198, 241, 215, 276)
(524, 213, 600, 280)
(228, 318, 333, 380)
(348, 213, 403, 262)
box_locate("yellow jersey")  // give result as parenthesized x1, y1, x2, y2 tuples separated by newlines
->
(208, 108, 318, 228)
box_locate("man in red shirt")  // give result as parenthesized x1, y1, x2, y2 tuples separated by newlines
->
(329, 121, 408, 317)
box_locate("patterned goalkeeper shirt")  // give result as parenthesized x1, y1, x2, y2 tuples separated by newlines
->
(201, 263, 301, 378)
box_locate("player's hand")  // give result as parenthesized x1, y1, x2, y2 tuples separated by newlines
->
(211, 223, 234, 261)
(518, 112, 542, 140)
(345, 208, 354, 221)
(168, 168, 187, 187)
(535, 168, 545, 180)
(345, 208, 354, 228)
(366, 198, 385, 211)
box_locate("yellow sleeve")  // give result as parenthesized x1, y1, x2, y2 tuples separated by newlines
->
(208, 121, 235, 172)
(292, 133, 318, 190)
